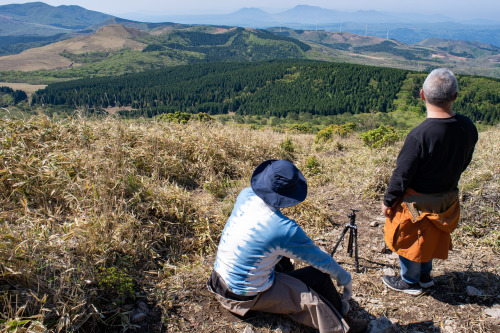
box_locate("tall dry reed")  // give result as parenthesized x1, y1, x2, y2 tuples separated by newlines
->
(0, 115, 497, 332)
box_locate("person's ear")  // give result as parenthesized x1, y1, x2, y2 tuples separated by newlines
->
(453, 92, 458, 101)
(420, 89, 425, 101)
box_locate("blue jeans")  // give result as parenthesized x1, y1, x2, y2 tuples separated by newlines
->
(399, 256, 433, 284)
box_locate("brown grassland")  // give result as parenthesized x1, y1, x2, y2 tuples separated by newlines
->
(0, 115, 498, 332)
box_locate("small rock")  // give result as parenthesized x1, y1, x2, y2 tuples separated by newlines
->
(388, 252, 399, 259)
(243, 325, 255, 333)
(484, 308, 500, 319)
(352, 296, 362, 303)
(466, 286, 483, 296)
(274, 322, 292, 333)
(368, 316, 393, 333)
(138, 301, 149, 312)
(388, 317, 399, 324)
(383, 268, 396, 276)
(370, 221, 379, 227)
(444, 326, 454, 333)
(131, 312, 148, 323)
(122, 304, 133, 311)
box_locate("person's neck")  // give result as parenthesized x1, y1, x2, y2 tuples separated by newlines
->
(426, 103, 455, 119)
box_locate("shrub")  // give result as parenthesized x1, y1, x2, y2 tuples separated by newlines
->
(359, 125, 399, 148)
(288, 123, 313, 134)
(195, 112, 213, 122)
(279, 137, 295, 161)
(305, 155, 321, 175)
(97, 266, 135, 304)
(315, 122, 356, 143)
(156, 111, 213, 124)
(156, 111, 192, 123)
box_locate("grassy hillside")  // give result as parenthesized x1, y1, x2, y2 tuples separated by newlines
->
(271, 29, 500, 79)
(1, 23, 499, 84)
(0, 115, 498, 332)
(0, 25, 310, 79)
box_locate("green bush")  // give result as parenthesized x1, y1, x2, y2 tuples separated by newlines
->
(315, 122, 356, 143)
(359, 125, 399, 148)
(288, 123, 313, 134)
(195, 112, 213, 122)
(156, 111, 191, 124)
(305, 155, 321, 175)
(97, 266, 135, 304)
(279, 137, 295, 161)
(155, 111, 213, 124)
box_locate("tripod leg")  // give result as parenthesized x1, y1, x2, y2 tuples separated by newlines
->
(331, 226, 349, 256)
(354, 227, 360, 273)
(347, 228, 354, 257)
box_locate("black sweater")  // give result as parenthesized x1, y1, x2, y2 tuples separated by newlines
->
(384, 114, 478, 207)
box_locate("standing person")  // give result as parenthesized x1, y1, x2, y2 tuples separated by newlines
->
(381, 68, 478, 295)
(208, 159, 367, 333)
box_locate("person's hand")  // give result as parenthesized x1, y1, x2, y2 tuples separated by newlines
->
(381, 202, 390, 217)
(342, 281, 352, 300)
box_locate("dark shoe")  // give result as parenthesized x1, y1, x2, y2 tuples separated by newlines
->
(345, 315, 368, 333)
(382, 275, 423, 296)
(419, 274, 434, 288)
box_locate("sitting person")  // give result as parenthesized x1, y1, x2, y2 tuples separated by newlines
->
(207, 159, 367, 333)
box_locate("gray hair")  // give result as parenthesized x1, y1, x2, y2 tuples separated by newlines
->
(422, 68, 457, 107)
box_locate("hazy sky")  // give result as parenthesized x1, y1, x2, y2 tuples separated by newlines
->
(1, 0, 499, 21)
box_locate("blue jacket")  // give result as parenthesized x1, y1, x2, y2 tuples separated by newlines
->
(214, 187, 351, 296)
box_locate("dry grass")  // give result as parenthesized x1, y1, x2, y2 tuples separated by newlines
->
(0, 115, 498, 332)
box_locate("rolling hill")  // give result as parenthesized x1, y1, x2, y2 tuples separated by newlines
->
(270, 28, 500, 78)
(0, 24, 310, 76)
(0, 25, 147, 71)
(0, 2, 499, 82)
(0, 1, 112, 35)
(0, 22, 499, 80)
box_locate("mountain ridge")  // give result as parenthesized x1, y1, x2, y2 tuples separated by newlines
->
(0, 24, 147, 71)
(0, 22, 498, 79)
(0, 2, 498, 46)
(0, 3, 498, 79)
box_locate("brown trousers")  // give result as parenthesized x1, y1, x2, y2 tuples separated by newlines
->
(207, 270, 349, 333)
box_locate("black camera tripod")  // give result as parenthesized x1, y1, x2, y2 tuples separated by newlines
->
(331, 209, 361, 273)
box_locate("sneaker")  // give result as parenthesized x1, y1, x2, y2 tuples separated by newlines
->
(382, 275, 423, 296)
(419, 274, 434, 288)
(345, 315, 368, 333)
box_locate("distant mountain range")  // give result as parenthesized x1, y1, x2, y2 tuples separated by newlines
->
(135, 5, 500, 46)
(0, 2, 111, 34)
(1, 2, 499, 46)
(0, 2, 498, 79)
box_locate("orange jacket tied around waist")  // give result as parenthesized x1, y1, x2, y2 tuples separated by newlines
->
(384, 188, 460, 263)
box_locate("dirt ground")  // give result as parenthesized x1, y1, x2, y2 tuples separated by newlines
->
(128, 193, 499, 333)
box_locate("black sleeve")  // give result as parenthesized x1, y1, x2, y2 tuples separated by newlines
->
(383, 135, 421, 207)
(462, 123, 478, 173)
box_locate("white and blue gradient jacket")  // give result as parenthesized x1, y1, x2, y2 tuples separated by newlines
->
(214, 187, 352, 296)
